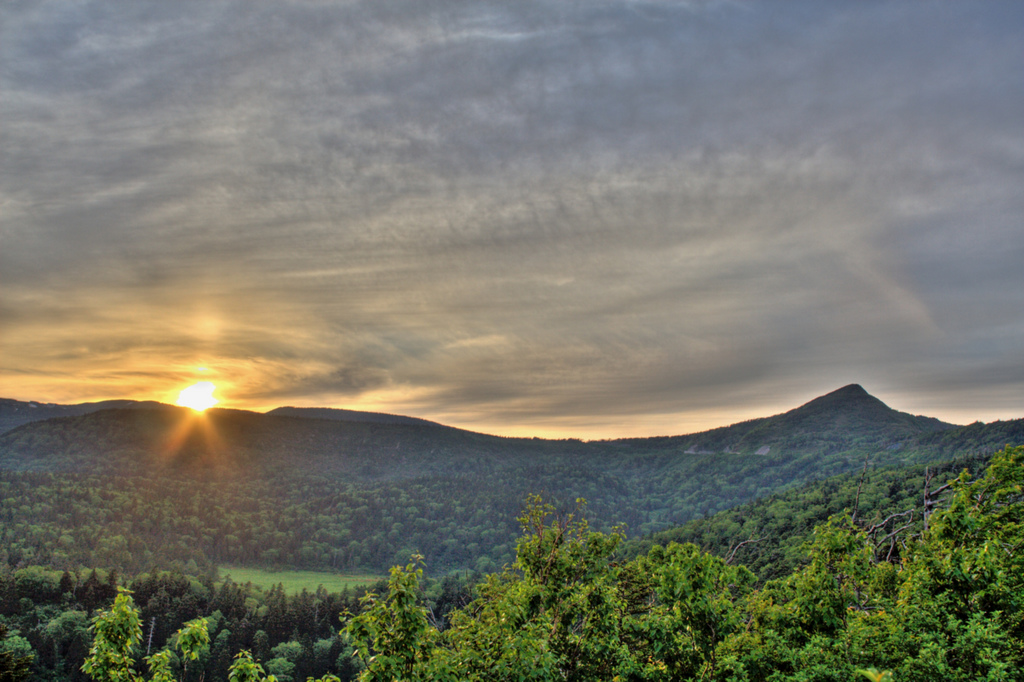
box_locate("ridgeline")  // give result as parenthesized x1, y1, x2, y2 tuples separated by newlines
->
(1, 385, 1020, 575)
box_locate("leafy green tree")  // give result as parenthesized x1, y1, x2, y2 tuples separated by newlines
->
(640, 542, 754, 679)
(42, 609, 90, 678)
(224, 651, 263, 682)
(173, 618, 210, 681)
(0, 624, 33, 682)
(82, 588, 144, 682)
(344, 556, 436, 681)
(883, 444, 1024, 680)
(36, 447, 1024, 681)
(83, 590, 213, 682)
(715, 446, 1024, 681)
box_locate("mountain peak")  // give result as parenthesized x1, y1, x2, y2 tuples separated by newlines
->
(779, 384, 954, 441)
(792, 384, 890, 417)
(653, 383, 956, 457)
(830, 383, 869, 397)
(794, 384, 872, 406)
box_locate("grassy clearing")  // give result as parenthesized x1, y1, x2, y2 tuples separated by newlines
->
(219, 566, 381, 595)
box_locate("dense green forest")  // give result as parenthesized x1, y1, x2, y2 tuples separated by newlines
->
(620, 452, 996, 582)
(2, 386, 1020, 576)
(2, 386, 1022, 679)
(342, 446, 1023, 681)
(0, 564, 376, 681)
(4, 446, 1021, 681)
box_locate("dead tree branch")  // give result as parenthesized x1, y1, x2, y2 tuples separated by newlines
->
(726, 536, 762, 565)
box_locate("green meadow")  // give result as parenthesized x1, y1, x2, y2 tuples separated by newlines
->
(218, 566, 381, 595)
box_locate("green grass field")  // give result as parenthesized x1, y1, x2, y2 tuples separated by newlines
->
(218, 566, 381, 595)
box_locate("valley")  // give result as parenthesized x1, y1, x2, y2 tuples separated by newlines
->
(1, 385, 1022, 681)
(1, 384, 1020, 576)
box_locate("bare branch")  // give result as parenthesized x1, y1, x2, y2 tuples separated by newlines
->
(865, 509, 914, 537)
(851, 457, 869, 524)
(726, 536, 762, 565)
(923, 467, 931, 532)
(874, 521, 916, 548)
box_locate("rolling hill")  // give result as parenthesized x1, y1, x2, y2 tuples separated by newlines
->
(267, 405, 444, 428)
(0, 397, 162, 436)
(0, 385, 1019, 575)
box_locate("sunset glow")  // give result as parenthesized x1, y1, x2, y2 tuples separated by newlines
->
(1, 2, 1022, 438)
(176, 382, 219, 412)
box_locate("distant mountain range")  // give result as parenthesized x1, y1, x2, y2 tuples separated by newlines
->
(0, 383, 955, 445)
(0, 397, 164, 435)
(0, 384, 971, 479)
(266, 406, 444, 428)
(615, 383, 955, 453)
(0, 398, 437, 436)
(0, 385, 1020, 574)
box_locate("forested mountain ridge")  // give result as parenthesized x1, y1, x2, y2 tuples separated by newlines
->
(21, 446, 1021, 682)
(0, 383, 955, 458)
(618, 410, 1024, 582)
(0, 384, 959, 482)
(267, 405, 444, 428)
(0, 398, 163, 436)
(0, 398, 439, 438)
(612, 383, 954, 455)
(620, 450, 996, 582)
(0, 405, 547, 477)
(0, 386, 1019, 575)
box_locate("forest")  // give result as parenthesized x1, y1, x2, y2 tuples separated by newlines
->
(2, 445, 1021, 681)
(2, 387, 1022, 680)
(2, 386, 1021, 576)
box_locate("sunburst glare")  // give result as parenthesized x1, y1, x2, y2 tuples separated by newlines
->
(176, 382, 219, 411)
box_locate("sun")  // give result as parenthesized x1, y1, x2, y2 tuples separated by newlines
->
(176, 382, 219, 412)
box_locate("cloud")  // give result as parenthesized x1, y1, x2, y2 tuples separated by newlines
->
(2, 0, 1022, 437)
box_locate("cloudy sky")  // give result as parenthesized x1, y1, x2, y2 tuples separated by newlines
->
(2, 0, 1022, 438)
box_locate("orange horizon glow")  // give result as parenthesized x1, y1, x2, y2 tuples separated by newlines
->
(2, 378, 1018, 441)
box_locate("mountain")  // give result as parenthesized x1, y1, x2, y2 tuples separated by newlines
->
(621, 449, 998, 582)
(0, 385, 1017, 575)
(769, 382, 950, 436)
(0, 397, 164, 435)
(0, 404, 541, 477)
(618, 384, 954, 456)
(267, 406, 444, 428)
(0, 397, 441, 437)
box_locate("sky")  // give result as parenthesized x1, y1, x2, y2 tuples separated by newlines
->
(2, 0, 1022, 439)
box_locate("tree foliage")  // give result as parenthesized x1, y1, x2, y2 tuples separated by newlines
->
(0, 624, 32, 682)
(9, 446, 1024, 681)
(2, 398, 1018, 576)
(340, 446, 1024, 681)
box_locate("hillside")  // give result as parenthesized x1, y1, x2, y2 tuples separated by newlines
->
(0, 385, 1018, 575)
(0, 397, 163, 435)
(267, 405, 444, 428)
(614, 383, 953, 455)
(0, 405, 544, 477)
(620, 407, 1023, 581)
(7, 447, 1022, 682)
(621, 450, 997, 582)
(0, 397, 441, 437)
